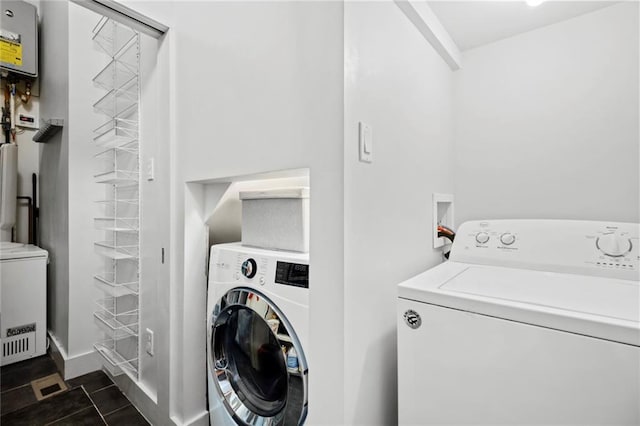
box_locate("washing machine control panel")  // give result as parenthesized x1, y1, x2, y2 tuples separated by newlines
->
(235, 255, 268, 285)
(275, 261, 309, 288)
(210, 245, 310, 290)
(241, 258, 257, 278)
(451, 220, 639, 280)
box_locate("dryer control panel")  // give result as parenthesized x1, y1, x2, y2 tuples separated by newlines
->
(450, 220, 639, 280)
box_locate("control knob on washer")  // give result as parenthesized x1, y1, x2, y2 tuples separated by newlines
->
(596, 233, 632, 257)
(475, 232, 490, 244)
(241, 258, 257, 278)
(500, 233, 516, 246)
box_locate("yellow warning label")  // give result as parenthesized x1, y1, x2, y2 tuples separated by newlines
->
(0, 39, 22, 66)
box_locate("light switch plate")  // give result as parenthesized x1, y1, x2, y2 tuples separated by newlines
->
(359, 122, 373, 163)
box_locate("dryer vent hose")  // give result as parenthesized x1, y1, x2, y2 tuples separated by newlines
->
(437, 225, 455, 259)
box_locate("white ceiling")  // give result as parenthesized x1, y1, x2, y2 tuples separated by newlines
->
(427, 1, 618, 51)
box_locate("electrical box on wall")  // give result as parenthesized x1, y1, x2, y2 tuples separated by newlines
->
(1, 0, 38, 78)
(433, 193, 454, 248)
(17, 112, 37, 129)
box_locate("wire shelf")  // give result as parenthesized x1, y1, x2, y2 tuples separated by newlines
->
(92, 15, 141, 381)
(94, 274, 139, 297)
(94, 116, 138, 148)
(93, 77, 139, 119)
(95, 199, 139, 206)
(94, 310, 139, 339)
(94, 217, 139, 233)
(94, 170, 139, 186)
(94, 339, 138, 377)
(93, 45, 139, 91)
(94, 241, 139, 260)
(93, 17, 138, 58)
(95, 295, 138, 315)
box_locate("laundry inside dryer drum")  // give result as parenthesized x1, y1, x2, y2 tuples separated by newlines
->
(214, 305, 289, 416)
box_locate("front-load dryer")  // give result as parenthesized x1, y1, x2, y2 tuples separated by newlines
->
(207, 243, 309, 426)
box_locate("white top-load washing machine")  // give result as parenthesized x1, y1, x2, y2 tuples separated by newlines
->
(398, 220, 639, 425)
(0, 242, 48, 366)
(207, 243, 309, 426)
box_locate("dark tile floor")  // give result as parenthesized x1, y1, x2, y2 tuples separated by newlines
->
(1, 355, 149, 425)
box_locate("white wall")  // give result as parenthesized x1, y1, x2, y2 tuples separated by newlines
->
(117, 2, 345, 425)
(39, 0, 70, 353)
(136, 31, 162, 402)
(344, 2, 455, 424)
(66, 1, 103, 372)
(171, 3, 345, 424)
(454, 3, 639, 225)
(39, 1, 102, 376)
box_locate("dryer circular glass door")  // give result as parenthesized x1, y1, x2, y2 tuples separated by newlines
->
(211, 287, 308, 426)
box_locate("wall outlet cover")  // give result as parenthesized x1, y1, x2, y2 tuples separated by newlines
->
(145, 328, 154, 356)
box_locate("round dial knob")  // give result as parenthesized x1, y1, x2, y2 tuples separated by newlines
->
(596, 233, 632, 257)
(475, 232, 490, 244)
(241, 258, 257, 278)
(500, 233, 516, 246)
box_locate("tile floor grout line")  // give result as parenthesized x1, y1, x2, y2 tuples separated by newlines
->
(42, 405, 95, 426)
(102, 400, 151, 425)
(87, 382, 116, 393)
(88, 382, 117, 394)
(1, 382, 33, 394)
(80, 385, 109, 425)
(101, 401, 135, 418)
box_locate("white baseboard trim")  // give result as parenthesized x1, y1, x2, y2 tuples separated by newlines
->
(47, 331, 101, 380)
(171, 411, 209, 426)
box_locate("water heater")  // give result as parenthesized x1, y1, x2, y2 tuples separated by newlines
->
(1, 0, 38, 78)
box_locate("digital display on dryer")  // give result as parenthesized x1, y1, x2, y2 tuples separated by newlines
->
(275, 262, 309, 288)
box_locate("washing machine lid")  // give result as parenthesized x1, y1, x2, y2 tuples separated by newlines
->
(398, 262, 640, 346)
(0, 243, 48, 260)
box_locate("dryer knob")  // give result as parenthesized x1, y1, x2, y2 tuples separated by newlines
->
(241, 258, 258, 278)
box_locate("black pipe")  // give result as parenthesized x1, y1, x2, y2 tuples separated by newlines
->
(32, 173, 37, 246)
(438, 230, 455, 260)
(17, 195, 33, 244)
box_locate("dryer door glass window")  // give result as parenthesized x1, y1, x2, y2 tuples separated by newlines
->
(214, 305, 288, 416)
